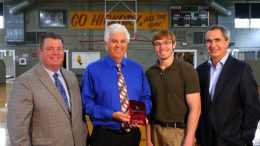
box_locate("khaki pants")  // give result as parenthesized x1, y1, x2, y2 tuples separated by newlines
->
(150, 124, 196, 146)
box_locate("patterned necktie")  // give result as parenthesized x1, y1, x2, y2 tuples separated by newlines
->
(116, 64, 130, 131)
(53, 73, 71, 113)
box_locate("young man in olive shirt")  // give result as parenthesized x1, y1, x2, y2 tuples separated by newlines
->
(145, 29, 201, 146)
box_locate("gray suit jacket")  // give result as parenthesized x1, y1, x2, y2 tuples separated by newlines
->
(7, 63, 88, 146)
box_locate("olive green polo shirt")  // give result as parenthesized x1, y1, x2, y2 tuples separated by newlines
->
(145, 58, 200, 123)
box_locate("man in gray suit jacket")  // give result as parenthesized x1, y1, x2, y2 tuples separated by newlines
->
(7, 33, 88, 146)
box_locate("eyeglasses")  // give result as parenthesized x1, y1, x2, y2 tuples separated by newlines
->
(44, 47, 64, 53)
(154, 41, 173, 48)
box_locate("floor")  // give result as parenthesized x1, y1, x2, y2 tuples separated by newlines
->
(0, 80, 12, 146)
(0, 80, 259, 146)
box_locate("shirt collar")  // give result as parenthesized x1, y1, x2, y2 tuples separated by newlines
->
(208, 52, 229, 67)
(155, 57, 179, 70)
(41, 64, 62, 77)
(105, 54, 127, 68)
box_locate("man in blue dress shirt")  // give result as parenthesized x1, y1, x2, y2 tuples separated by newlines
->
(81, 24, 152, 146)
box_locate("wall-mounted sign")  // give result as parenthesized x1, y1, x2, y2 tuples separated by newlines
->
(72, 52, 100, 69)
(181, 42, 188, 46)
(19, 58, 26, 65)
(39, 9, 67, 28)
(70, 11, 168, 30)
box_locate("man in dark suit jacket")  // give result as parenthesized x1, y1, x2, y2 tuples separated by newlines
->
(196, 25, 260, 146)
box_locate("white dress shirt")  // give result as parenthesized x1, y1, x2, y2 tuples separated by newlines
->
(42, 65, 71, 109)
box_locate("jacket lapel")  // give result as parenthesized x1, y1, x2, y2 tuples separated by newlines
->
(36, 64, 71, 118)
(212, 56, 233, 103)
(203, 63, 211, 105)
(60, 68, 75, 118)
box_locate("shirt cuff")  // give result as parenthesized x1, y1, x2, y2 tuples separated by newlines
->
(144, 102, 151, 116)
(103, 108, 114, 120)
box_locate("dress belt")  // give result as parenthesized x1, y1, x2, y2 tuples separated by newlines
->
(94, 126, 131, 134)
(152, 121, 187, 128)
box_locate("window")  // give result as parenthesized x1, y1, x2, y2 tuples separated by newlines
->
(26, 32, 36, 44)
(193, 32, 206, 44)
(235, 3, 249, 18)
(251, 19, 260, 28)
(235, 3, 260, 28)
(0, 2, 3, 28)
(235, 19, 249, 28)
(238, 51, 255, 60)
(26, 32, 46, 44)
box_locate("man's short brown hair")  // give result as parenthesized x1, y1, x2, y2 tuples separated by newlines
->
(152, 29, 176, 45)
(39, 32, 64, 49)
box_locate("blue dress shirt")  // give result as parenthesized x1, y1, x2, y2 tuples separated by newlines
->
(208, 53, 229, 100)
(81, 54, 152, 130)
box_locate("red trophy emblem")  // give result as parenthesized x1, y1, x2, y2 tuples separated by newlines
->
(129, 100, 146, 125)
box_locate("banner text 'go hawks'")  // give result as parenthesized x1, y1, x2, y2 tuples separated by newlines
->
(70, 11, 168, 29)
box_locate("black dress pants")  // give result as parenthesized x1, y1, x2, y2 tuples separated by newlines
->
(91, 126, 141, 146)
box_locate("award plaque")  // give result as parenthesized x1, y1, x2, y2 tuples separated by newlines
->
(129, 100, 146, 125)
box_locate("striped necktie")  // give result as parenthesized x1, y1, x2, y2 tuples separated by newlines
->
(116, 64, 130, 132)
(53, 73, 71, 113)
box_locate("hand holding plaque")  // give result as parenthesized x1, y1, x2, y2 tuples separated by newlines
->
(129, 100, 146, 126)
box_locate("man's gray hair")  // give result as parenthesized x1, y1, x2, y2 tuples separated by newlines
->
(208, 25, 230, 41)
(104, 23, 130, 43)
